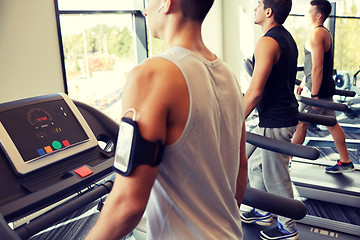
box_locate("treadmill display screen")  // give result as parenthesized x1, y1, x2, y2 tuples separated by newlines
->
(0, 99, 89, 163)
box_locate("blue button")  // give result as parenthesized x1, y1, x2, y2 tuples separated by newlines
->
(37, 148, 46, 156)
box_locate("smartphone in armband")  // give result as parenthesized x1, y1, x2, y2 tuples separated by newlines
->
(113, 109, 164, 176)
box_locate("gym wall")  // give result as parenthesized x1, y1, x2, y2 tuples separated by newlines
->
(0, 0, 64, 104)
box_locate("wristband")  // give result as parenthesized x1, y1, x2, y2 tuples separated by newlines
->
(311, 94, 318, 98)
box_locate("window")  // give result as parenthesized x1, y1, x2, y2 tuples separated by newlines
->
(334, 17, 360, 86)
(55, 0, 146, 123)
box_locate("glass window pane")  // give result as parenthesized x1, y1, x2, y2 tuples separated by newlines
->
(58, 0, 136, 11)
(335, 0, 360, 17)
(60, 14, 136, 123)
(284, 16, 307, 67)
(290, 2, 309, 15)
(334, 17, 360, 86)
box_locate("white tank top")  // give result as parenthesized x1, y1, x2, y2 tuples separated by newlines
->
(145, 47, 245, 240)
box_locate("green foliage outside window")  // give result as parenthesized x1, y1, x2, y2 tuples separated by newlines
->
(63, 24, 133, 79)
(334, 3, 360, 77)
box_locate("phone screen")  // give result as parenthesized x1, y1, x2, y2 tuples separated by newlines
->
(114, 121, 134, 173)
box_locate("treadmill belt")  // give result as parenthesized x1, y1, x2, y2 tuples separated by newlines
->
(29, 198, 135, 240)
(30, 200, 99, 240)
(304, 198, 360, 225)
(315, 146, 359, 164)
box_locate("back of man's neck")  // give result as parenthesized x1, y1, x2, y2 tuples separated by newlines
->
(262, 22, 281, 34)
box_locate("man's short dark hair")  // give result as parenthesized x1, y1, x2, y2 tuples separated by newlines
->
(263, 0, 292, 24)
(179, 0, 214, 22)
(311, 0, 332, 21)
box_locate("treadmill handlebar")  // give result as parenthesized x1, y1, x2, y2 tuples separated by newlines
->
(295, 79, 356, 97)
(334, 89, 356, 97)
(246, 132, 320, 160)
(299, 112, 337, 126)
(297, 96, 348, 112)
(243, 187, 307, 220)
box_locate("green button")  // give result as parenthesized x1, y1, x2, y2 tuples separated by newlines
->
(52, 141, 62, 150)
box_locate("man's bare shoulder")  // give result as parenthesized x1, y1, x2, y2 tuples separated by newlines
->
(310, 27, 328, 42)
(127, 57, 182, 85)
(256, 36, 279, 51)
(122, 56, 188, 145)
(255, 36, 280, 61)
(123, 56, 186, 112)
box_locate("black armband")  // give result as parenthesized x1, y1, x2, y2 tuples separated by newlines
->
(113, 112, 164, 176)
(311, 94, 319, 98)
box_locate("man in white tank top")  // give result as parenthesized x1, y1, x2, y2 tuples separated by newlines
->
(86, 0, 247, 239)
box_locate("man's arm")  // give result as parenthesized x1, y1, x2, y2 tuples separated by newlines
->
(86, 167, 158, 240)
(86, 58, 181, 240)
(309, 28, 325, 98)
(235, 121, 247, 207)
(244, 37, 281, 118)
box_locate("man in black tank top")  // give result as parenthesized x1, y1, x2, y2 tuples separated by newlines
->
(242, 1, 299, 239)
(292, 0, 355, 173)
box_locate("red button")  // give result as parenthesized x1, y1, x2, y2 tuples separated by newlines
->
(62, 140, 70, 147)
(74, 166, 93, 178)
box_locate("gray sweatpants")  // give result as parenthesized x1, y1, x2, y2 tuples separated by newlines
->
(246, 126, 297, 232)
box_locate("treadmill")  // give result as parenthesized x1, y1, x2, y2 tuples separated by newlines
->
(289, 90, 360, 208)
(290, 94, 360, 237)
(0, 93, 118, 239)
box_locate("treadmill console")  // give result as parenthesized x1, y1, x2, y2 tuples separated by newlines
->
(0, 93, 97, 176)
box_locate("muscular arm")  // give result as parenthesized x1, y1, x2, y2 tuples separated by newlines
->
(309, 28, 325, 96)
(235, 121, 248, 207)
(86, 167, 158, 240)
(244, 37, 281, 118)
(86, 58, 187, 240)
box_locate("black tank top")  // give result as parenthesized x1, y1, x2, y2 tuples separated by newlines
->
(304, 25, 335, 98)
(253, 26, 299, 128)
